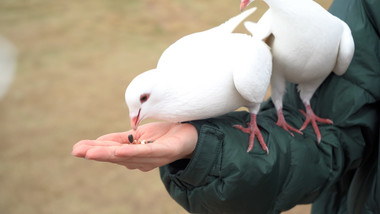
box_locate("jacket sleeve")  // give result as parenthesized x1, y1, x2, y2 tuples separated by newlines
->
(159, 0, 380, 213)
(311, 0, 380, 213)
(159, 105, 366, 213)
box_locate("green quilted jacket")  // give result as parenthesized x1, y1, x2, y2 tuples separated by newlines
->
(159, 0, 380, 213)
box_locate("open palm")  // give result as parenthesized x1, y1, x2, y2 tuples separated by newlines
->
(72, 122, 197, 172)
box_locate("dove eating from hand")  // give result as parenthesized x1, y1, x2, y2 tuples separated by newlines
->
(125, 8, 272, 153)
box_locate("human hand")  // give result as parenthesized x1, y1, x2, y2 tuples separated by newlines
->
(72, 122, 198, 172)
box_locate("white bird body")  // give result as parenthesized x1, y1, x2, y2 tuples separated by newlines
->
(125, 8, 272, 152)
(127, 31, 271, 123)
(125, 7, 272, 152)
(268, 1, 351, 81)
(136, 36, 268, 123)
(241, 0, 355, 141)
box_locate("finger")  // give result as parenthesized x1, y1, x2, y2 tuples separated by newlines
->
(96, 131, 134, 143)
(72, 141, 121, 158)
(123, 163, 156, 172)
(81, 145, 173, 169)
(82, 146, 166, 167)
(73, 139, 94, 150)
(72, 144, 93, 158)
(84, 146, 118, 162)
(114, 143, 172, 159)
(85, 145, 137, 163)
(74, 140, 123, 147)
(117, 156, 173, 169)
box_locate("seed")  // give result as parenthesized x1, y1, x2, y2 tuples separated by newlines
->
(147, 141, 153, 144)
(141, 140, 146, 145)
(128, 134, 134, 143)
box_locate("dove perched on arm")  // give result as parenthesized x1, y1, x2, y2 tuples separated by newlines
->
(125, 8, 272, 153)
(241, 0, 355, 142)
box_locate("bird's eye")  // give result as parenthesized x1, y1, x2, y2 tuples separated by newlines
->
(140, 94, 150, 103)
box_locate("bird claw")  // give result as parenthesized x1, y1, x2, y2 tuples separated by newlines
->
(233, 115, 269, 154)
(276, 109, 303, 136)
(233, 124, 250, 133)
(276, 120, 303, 136)
(299, 105, 333, 143)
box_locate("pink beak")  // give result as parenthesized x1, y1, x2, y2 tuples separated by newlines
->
(130, 116, 139, 130)
(130, 109, 141, 130)
(240, 0, 250, 11)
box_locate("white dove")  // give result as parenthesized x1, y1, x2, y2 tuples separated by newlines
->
(125, 7, 272, 153)
(241, 0, 355, 142)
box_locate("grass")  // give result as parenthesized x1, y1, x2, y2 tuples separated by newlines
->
(0, 0, 331, 213)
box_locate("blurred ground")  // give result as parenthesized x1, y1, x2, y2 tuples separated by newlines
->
(0, 0, 331, 213)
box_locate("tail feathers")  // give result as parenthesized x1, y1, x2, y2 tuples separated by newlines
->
(244, 21, 271, 41)
(243, 11, 272, 41)
(333, 21, 355, 76)
(210, 7, 257, 33)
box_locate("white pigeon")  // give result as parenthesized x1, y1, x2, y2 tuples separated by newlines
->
(240, 0, 355, 142)
(125, 7, 272, 153)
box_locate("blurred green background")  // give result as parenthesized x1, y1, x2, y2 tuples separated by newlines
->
(0, 0, 332, 213)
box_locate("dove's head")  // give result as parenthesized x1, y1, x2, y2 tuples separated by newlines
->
(240, 0, 254, 11)
(125, 69, 158, 130)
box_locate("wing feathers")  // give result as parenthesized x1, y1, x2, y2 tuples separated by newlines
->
(333, 21, 355, 76)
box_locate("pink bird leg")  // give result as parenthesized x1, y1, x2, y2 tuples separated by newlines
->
(276, 109, 303, 136)
(299, 104, 333, 143)
(233, 114, 269, 154)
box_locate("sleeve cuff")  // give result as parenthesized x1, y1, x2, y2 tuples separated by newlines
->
(161, 121, 224, 188)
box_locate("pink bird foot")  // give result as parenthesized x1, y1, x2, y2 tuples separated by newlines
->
(299, 104, 333, 143)
(233, 114, 269, 154)
(276, 109, 303, 136)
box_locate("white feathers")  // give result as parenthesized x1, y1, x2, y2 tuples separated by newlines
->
(333, 21, 355, 76)
(126, 0, 355, 145)
(244, 0, 354, 104)
(243, 0, 355, 141)
(125, 8, 272, 127)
